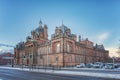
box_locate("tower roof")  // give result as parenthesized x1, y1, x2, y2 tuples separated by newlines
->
(39, 20, 42, 28)
(59, 24, 68, 33)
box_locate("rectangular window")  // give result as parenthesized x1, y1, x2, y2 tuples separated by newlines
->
(55, 56, 59, 63)
(56, 44, 60, 53)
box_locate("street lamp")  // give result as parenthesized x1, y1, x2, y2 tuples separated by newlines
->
(56, 56, 58, 68)
(63, 34, 65, 67)
(112, 56, 115, 68)
(10, 52, 14, 67)
(40, 54, 44, 68)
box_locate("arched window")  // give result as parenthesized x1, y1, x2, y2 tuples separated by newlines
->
(67, 44, 70, 53)
(56, 44, 60, 53)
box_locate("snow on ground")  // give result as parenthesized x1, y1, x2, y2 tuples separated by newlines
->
(0, 66, 120, 79)
(64, 67, 120, 72)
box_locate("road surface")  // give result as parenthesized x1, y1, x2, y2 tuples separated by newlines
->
(0, 68, 119, 80)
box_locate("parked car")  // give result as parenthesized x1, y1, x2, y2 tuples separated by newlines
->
(114, 64, 120, 68)
(103, 63, 114, 69)
(93, 62, 104, 68)
(117, 67, 120, 70)
(86, 63, 93, 68)
(76, 63, 86, 68)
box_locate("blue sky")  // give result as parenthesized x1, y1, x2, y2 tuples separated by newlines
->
(0, 0, 120, 57)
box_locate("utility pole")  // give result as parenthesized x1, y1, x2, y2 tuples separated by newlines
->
(63, 34, 65, 67)
(117, 40, 120, 57)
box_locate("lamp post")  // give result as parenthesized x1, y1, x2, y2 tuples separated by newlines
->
(11, 53, 13, 67)
(9, 52, 14, 67)
(40, 54, 44, 68)
(63, 34, 65, 67)
(43, 55, 44, 69)
(112, 56, 115, 68)
(56, 56, 58, 68)
(22, 54, 23, 68)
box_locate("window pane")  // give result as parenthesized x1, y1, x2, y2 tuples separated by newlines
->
(67, 44, 70, 53)
(56, 44, 60, 53)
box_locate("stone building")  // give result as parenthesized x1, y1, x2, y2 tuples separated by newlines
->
(14, 20, 109, 67)
(0, 52, 14, 65)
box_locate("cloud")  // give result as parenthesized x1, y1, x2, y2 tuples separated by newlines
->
(98, 32, 109, 43)
(90, 32, 110, 44)
(0, 48, 14, 54)
(0, 48, 3, 51)
(0, 48, 5, 54)
(106, 47, 119, 57)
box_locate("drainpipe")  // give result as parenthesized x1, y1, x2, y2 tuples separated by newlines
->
(63, 34, 65, 67)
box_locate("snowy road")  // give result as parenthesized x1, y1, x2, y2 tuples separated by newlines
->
(0, 68, 119, 80)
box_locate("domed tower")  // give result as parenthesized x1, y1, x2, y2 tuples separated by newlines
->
(39, 20, 42, 28)
(30, 20, 48, 42)
(43, 24, 48, 40)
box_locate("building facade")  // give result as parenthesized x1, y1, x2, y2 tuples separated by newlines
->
(14, 20, 109, 67)
(0, 52, 14, 65)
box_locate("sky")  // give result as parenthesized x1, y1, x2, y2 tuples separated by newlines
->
(0, 0, 120, 57)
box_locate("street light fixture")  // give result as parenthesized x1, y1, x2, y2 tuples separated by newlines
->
(112, 56, 115, 68)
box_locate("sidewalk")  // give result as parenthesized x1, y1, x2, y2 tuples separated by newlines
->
(0, 66, 120, 79)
